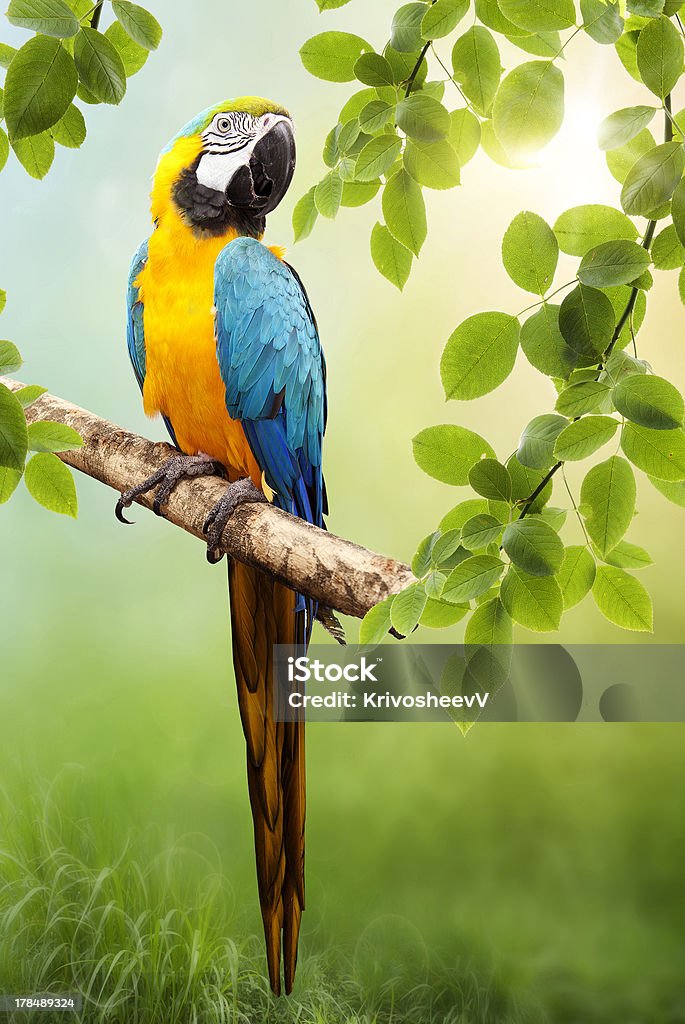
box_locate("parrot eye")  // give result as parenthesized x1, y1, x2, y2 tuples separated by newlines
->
(217, 117, 231, 133)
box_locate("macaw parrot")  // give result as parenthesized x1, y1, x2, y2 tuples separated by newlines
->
(116, 97, 327, 996)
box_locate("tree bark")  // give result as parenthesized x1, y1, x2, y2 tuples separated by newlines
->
(2, 379, 415, 619)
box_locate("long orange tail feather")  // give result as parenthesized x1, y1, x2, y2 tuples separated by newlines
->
(228, 558, 305, 995)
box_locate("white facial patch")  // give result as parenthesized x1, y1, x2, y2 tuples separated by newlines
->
(196, 113, 293, 194)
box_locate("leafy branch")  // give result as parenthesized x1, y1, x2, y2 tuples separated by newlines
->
(0, 0, 162, 514)
(298, 0, 685, 642)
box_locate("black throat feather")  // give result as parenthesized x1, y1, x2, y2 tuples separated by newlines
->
(172, 162, 265, 239)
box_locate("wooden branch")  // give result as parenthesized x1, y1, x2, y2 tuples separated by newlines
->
(2, 378, 415, 619)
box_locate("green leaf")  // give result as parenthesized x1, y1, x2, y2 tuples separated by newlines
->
(615, 31, 642, 84)
(461, 514, 504, 550)
(0, 382, 28, 471)
(74, 27, 127, 105)
(382, 169, 427, 255)
(520, 303, 581, 378)
(0, 43, 17, 69)
(424, 570, 447, 598)
(396, 93, 449, 142)
(553, 415, 618, 461)
(370, 222, 413, 290)
(51, 102, 86, 148)
(391, 3, 426, 52)
(507, 453, 554, 511)
(628, 0, 665, 14)
(578, 240, 650, 288)
(12, 131, 55, 178)
(468, 459, 512, 502)
(0, 291, 6, 315)
(111, 1, 162, 50)
(580, 455, 636, 555)
(592, 566, 652, 631)
(0, 340, 22, 375)
(315, 0, 353, 8)
(507, 30, 562, 57)
(622, 422, 685, 479)
(413, 424, 495, 484)
(431, 530, 465, 567)
(6, 0, 79, 37)
(651, 224, 685, 270)
(104, 21, 148, 77)
(448, 109, 481, 166)
(359, 595, 394, 644)
(404, 138, 459, 189)
(492, 60, 564, 157)
(517, 414, 567, 470)
(636, 15, 683, 97)
(4, 35, 77, 140)
(621, 142, 685, 217)
(500, 566, 563, 631)
(475, 0, 530, 34)
(292, 188, 318, 243)
(581, 0, 624, 45)
(499, 0, 576, 31)
(391, 581, 427, 635)
(606, 127, 656, 184)
(440, 498, 489, 531)
(314, 170, 343, 218)
(27, 420, 82, 453)
(502, 211, 559, 295)
(559, 284, 615, 359)
(441, 312, 520, 400)
(451, 27, 501, 114)
(556, 380, 612, 416)
(503, 516, 564, 577)
(0, 464, 22, 504)
(604, 540, 652, 569)
(464, 597, 512, 644)
(648, 474, 685, 505)
(420, 598, 469, 627)
(354, 52, 394, 87)
(15, 384, 47, 408)
(671, 178, 685, 247)
(614, 374, 684, 429)
(553, 204, 638, 256)
(384, 44, 427, 86)
(358, 100, 394, 135)
(422, 0, 469, 39)
(355, 133, 402, 181)
(557, 545, 596, 608)
(339, 88, 376, 123)
(597, 106, 656, 151)
(24, 451, 77, 515)
(442, 554, 504, 603)
(412, 532, 440, 576)
(300, 31, 372, 82)
(341, 179, 381, 208)
(0, 128, 8, 172)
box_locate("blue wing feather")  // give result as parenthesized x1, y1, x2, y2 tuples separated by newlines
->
(213, 237, 326, 530)
(126, 239, 148, 392)
(126, 238, 178, 448)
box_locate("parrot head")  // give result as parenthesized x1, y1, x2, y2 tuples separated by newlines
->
(155, 97, 296, 237)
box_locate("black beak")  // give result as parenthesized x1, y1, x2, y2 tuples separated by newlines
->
(225, 120, 296, 215)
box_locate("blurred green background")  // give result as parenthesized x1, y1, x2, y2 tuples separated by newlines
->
(1, 2, 684, 1020)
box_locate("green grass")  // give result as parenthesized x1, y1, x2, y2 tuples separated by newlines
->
(0, 781, 526, 1024)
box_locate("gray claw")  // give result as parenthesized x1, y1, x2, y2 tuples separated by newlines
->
(203, 477, 267, 563)
(115, 454, 223, 525)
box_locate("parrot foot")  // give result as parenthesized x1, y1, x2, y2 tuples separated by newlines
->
(203, 477, 267, 564)
(115, 453, 224, 524)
